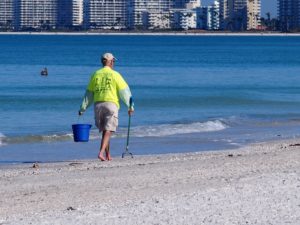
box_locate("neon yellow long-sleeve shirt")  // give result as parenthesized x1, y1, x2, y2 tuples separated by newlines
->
(79, 66, 133, 113)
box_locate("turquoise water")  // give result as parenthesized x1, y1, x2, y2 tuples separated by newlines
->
(1, 34, 300, 163)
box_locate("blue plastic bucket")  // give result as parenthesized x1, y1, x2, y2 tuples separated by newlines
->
(72, 124, 92, 142)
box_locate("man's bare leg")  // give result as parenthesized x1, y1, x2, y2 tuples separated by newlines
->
(98, 130, 112, 161)
(105, 143, 112, 161)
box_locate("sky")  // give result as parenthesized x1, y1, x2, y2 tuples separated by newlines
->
(202, 0, 277, 18)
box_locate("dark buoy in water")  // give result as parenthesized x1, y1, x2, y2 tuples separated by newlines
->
(41, 68, 48, 76)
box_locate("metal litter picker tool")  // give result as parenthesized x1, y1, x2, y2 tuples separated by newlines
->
(122, 97, 134, 158)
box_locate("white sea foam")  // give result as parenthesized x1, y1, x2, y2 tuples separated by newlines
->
(90, 120, 227, 139)
(2, 133, 74, 145)
(0, 132, 6, 146)
(1, 120, 228, 145)
(129, 120, 227, 138)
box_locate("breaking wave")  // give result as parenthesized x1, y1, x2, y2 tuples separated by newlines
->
(128, 120, 227, 137)
(0, 120, 227, 146)
(0, 133, 6, 146)
(0, 133, 73, 146)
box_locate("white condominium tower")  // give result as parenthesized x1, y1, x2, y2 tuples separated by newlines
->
(84, 0, 127, 29)
(210, 0, 220, 30)
(72, 0, 83, 27)
(15, 0, 57, 30)
(128, 0, 173, 29)
(0, 0, 14, 30)
(247, 0, 260, 30)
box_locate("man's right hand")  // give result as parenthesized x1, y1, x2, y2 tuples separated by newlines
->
(128, 109, 134, 116)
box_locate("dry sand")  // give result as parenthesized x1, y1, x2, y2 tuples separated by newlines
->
(0, 139, 299, 225)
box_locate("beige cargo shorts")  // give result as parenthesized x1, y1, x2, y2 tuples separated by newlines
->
(94, 102, 118, 132)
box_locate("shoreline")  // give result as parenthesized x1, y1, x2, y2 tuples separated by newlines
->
(1, 31, 300, 36)
(1, 121, 300, 165)
(0, 138, 299, 224)
(1, 127, 298, 166)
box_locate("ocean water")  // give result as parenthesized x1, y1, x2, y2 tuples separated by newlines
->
(1, 34, 300, 164)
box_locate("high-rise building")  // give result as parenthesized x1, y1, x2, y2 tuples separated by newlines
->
(247, 0, 260, 30)
(229, 0, 247, 30)
(220, 0, 260, 30)
(57, 0, 84, 28)
(84, 0, 127, 30)
(15, 0, 57, 31)
(0, 0, 14, 30)
(174, 0, 201, 9)
(185, 0, 201, 9)
(211, 0, 220, 30)
(128, 0, 173, 29)
(72, 0, 83, 27)
(57, 0, 73, 28)
(218, 0, 227, 29)
(173, 10, 197, 30)
(278, 0, 300, 31)
(196, 0, 219, 30)
(145, 11, 173, 29)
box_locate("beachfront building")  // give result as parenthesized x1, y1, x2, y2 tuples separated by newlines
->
(15, 0, 58, 31)
(171, 0, 201, 30)
(278, 0, 300, 31)
(219, 0, 260, 31)
(0, 0, 14, 30)
(196, 0, 220, 30)
(173, 10, 197, 30)
(57, 0, 84, 29)
(57, 0, 73, 29)
(72, 0, 84, 27)
(224, 0, 247, 31)
(211, 0, 220, 30)
(84, 0, 127, 30)
(196, 7, 208, 29)
(144, 11, 173, 29)
(247, 0, 261, 30)
(219, 0, 231, 30)
(185, 0, 201, 9)
(127, 0, 173, 30)
(15, 0, 57, 31)
(174, 0, 201, 9)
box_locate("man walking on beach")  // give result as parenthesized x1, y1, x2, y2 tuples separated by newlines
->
(79, 53, 134, 161)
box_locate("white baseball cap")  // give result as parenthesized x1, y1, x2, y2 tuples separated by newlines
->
(101, 53, 117, 61)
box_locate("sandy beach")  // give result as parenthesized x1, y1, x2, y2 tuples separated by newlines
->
(0, 139, 299, 225)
